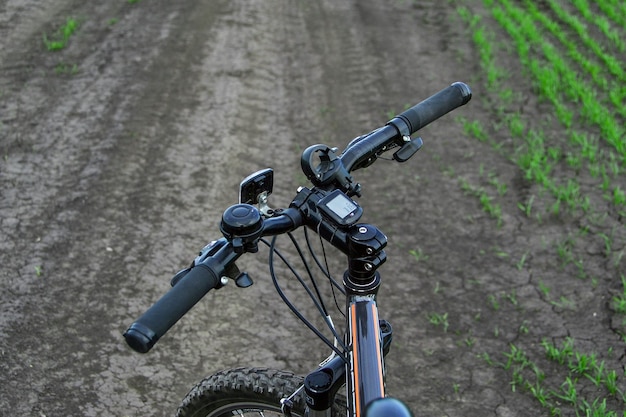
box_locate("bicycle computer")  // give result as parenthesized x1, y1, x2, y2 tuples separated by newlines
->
(318, 189, 363, 226)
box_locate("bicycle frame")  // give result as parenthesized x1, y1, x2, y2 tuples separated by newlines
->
(299, 298, 388, 417)
(300, 298, 386, 417)
(347, 296, 385, 416)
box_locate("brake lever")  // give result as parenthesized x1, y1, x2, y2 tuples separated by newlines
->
(392, 136, 423, 163)
(170, 239, 240, 287)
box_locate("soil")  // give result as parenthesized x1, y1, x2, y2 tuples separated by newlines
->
(1, 1, 624, 416)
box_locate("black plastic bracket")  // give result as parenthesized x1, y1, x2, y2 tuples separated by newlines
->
(304, 355, 346, 411)
(393, 136, 423, 162)
(300, 145, 361, 196)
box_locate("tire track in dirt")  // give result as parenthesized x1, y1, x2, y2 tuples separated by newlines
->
(0, 1, 230, 414)
(0, 2, 128, 339)
(2, 1, 339, 415)
(0, 0, 185, 336)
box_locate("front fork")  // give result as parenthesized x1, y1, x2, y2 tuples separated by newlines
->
(280, 319, 392, 417)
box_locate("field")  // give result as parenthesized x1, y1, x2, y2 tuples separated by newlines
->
(0, 0, 624, 416)
(454, 1, 626, 415)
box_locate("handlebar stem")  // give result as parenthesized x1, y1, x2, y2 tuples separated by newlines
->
(290, 187, 387, 295)
(344, 224, 387, 295)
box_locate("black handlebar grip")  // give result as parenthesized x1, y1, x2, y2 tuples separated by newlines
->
(395, 82, 472, 135)
(124, 264, 220, 353)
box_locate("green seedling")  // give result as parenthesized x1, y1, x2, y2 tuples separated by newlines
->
(505, 289, 518, 306)
(518, 321, 529, 335)
(551, 296, 575, 310)
(409, 248, 429, 262)
(537, 280, 550, 298)
(516, 252, 528, 270)
(461, 118, 489, 142)
(487, 171, 508, 196)
(55, 62, 79, 75)
(428, 312, 449, 332)
(488, 294, 500, 311)
(43, 17, 79, 51)
(517, 195, 534, 217)
(542, 338, 574, 365)
(459, 178, 504, 227)
(611, 275, 626, 314)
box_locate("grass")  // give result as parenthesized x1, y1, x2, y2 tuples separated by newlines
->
(428, 312, 450, 332)
(452, 1, 626, 415)
(55, 62, 79, 75)
(492, 340, 626, 416)
(611, 275, 626, 315)
(43, 17, 79, 51)
(459, 178, 503, 227)
(458, 1, 626, 217)
(456, 0, 625, 269)
(409, 248, 429, 262)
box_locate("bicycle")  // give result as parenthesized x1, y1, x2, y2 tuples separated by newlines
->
(124, 82, 472, 417)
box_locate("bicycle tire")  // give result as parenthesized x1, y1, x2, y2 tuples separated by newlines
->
(176, 367, 346, 417)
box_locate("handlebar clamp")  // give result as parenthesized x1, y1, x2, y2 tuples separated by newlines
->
(301, 145, 361, 196)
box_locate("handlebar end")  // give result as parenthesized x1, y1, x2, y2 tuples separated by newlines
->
(124, 322, 158, 353)
(451, 82, 472, 105)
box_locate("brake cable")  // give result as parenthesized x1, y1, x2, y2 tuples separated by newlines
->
(264, 235, 348, 362)
(302, 227, 346, 319)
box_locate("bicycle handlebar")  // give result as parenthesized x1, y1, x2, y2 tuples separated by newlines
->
(394, 81, 471, 134)
(124, 235, 252, 353)
(124, 82, 472, 353)
(124, 209, 304, 353)
(124, 255, 226, 353)
(339, 82, 471, 173)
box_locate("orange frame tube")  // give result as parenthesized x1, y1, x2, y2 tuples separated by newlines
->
(347, 299, 385, 417)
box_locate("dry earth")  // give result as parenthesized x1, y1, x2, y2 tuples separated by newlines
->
(1, 1, 624, 416)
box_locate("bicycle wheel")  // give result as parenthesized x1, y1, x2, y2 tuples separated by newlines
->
(176, 367, 345, 417)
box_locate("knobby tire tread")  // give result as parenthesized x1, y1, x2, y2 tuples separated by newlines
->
(175, 367, 345, 417)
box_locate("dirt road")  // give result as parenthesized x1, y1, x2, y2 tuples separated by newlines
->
(2, 0, 624, 416)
